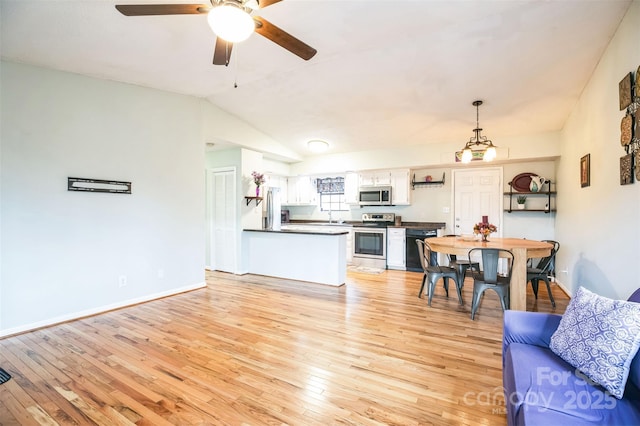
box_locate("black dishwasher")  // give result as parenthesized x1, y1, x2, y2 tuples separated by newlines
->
(405, 228, 438, 272)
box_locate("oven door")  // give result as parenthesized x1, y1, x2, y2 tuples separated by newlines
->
(353, 228, 387, 259)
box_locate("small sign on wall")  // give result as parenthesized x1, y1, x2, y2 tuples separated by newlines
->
(68, 177, 132, 194)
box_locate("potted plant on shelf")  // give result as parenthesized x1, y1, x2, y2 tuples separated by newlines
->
(517, 195, 527, 209)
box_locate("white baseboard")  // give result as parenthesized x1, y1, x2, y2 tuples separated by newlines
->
(0, 281, 207, 338)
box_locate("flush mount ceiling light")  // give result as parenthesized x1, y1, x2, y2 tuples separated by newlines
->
(460, 100, 497, 163)
(207, 2, 255, 43)
(307, 140, 329, 153)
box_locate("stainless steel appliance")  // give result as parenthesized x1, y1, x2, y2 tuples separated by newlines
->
(352, 213, 395, 269)
(358, 186, 392, 206)
(405, 228, 438, 272)
(281, 209, 290, 224)
(265, 187, 281, 230)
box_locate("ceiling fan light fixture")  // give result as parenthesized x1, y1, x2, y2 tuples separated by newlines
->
(307, 140, 329, 153)
(207, 4, 255, 43)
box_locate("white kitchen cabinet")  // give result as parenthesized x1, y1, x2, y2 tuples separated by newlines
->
(386, 227, 406, 270)
(284, 176, 318, 206)
(359, 170, 391, 187)
(344, 172, 359, 204)
(345, 228, 353, 263)
(390, 169, 411, 205)
(267, 175, 289, 203)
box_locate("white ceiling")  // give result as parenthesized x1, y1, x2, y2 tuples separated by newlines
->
(1, 0, 632, 160)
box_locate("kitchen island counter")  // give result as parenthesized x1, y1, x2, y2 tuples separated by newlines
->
(243, 229, 346, 286)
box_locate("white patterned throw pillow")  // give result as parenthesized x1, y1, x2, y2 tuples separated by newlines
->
(549, 286, 640, 399)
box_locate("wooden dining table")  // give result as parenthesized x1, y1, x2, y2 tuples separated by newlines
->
(427, 236, 553, 311)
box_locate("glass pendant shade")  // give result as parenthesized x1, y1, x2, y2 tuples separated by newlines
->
(483, 144, 497, 161)
(461, 148, 473, 163)
(207, 5, 255, 43)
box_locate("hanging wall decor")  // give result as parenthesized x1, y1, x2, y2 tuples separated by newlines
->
(621, 113, 633, 146)
(620, 154, 633, 185)
(68, 177, 132, 194)
(619, 72, 633, 110)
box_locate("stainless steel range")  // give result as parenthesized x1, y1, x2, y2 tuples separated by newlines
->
(352, 213, 395, 269)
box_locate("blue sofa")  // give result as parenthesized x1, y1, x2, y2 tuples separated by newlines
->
(502, 289, 640, 425)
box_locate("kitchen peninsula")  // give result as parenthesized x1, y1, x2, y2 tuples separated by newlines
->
(243, 227, 349, 286)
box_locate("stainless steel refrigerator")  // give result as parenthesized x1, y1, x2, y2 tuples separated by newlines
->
(265, 187, 281, 230)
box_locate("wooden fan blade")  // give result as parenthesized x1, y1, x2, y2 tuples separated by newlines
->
(115, 4, 210, 16)
(253, 16, 317, 61)
(213, 38, 234, 66)
(257, 0, 283, 8)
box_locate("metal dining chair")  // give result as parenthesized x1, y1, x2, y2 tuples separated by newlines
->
(416, 239, 462, 306)
(527, 240, 559, 307)
(468, 248, 514, 320)
(443, 234, 480, 288)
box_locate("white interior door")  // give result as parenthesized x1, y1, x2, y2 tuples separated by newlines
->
(453, 168, 503, 236)
(207, 168, 236, 273)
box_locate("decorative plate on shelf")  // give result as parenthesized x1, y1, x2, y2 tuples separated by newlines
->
(619, 72, 633, 111)
(509, 172, 536, 192)
(621, 113, 633, 146)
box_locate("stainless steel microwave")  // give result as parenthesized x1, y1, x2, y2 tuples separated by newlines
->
(358, 186, 393, 206)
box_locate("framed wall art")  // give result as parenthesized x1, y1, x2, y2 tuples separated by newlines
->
(620, 154, 633, 185)
(580, 154, 590, 188)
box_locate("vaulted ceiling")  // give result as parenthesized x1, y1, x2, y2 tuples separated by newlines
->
(1, 0, 632, 159)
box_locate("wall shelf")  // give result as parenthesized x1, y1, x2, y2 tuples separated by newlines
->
(504, 180, 556, 213)
(245, 196, 263, 206)
(411, 172, 445, 189)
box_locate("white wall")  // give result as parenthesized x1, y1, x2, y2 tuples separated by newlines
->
(1, 62, 206, 335)
(205, 147, 264, 274)
(556, 0, 640, 300)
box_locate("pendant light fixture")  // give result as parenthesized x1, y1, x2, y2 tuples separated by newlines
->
(460, 100, 497, 163)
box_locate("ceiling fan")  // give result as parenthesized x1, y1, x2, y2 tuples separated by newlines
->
(115, 0, 317, 66)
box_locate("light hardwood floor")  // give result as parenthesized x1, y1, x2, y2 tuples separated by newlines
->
(0, 270, 569, 425)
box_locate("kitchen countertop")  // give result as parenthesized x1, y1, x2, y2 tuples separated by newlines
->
(284, 220, 446, 230)
(244, 228, 350, 236)
(387, 222, 446, 229)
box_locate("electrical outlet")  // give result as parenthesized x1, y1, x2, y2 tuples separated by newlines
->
(118, 275, 127, 287)
(442, 206, 450, 213)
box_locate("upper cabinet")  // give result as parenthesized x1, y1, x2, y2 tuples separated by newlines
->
(359, 170, 392, 187)
(267, 174, 289, 204)
(344, 172, 359, 204)
(390, 169, 411, 205)
(285, 176, 317, 206)
(356, 169, 411, 205)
